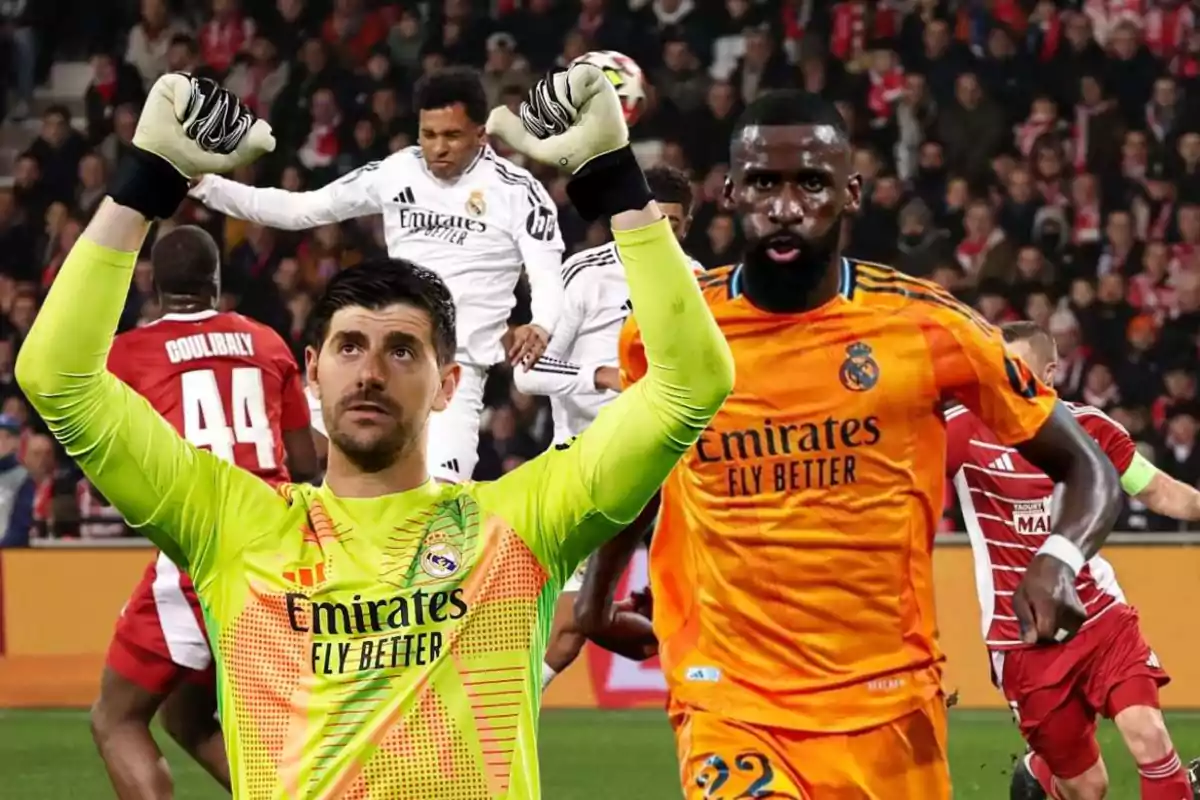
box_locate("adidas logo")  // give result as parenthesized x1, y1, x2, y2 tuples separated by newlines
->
(441, 458, 460, 475)
(988, 453, 1017, 471)
(394, 186, 415, 205)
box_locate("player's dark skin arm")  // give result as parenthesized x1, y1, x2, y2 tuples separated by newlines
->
(283, 427, 319, 483)
(574, 494, 660, 660)
(1013, 402, 1122, 644)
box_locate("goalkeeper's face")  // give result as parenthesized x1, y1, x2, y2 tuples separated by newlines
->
(309, 304, 459, 473)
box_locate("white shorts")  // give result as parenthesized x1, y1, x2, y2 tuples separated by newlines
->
(307, 363, 487, 483)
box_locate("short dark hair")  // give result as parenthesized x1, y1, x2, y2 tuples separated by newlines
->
(310, 260, 457, 366)
(169, 33, 198, 53)
(1000, 320, 1057, 364)
(645, 165, 693, 211)
(1000, 320, 1046, 343)
(413, 66, 488, 125)
(732, 89, 849, 140)
(151, 226, 220, 298)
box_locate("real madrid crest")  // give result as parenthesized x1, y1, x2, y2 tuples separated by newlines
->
(466, 190, 486, 217)
(838, 341, 880, 392)
(420, 541, 462, 579)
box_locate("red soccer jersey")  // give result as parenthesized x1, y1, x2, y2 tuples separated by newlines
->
(107, 310, 309, 484)
(945, 402, 1134, 650)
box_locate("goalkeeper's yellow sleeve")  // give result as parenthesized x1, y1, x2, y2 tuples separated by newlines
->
(476, 218, 733, 587)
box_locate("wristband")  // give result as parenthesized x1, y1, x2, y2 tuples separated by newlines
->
(566, 145, 653, 221)
(1037, 534, 1086, 575)
(541, 661, 558, 690)
(109, 147, 190, 220)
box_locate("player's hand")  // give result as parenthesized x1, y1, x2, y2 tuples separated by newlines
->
(136, 74, 274, 179)
(593, 366, 622, 393)
(508, 324, 550, 369)
(585, 587, 657, 661)
(485, 63, 628, 175)
(1013, 554, 1087, 645)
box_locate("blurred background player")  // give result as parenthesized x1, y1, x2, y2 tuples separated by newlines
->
(511, 164, 699, 689)
(94, 225, 316, 799)
(190, 66, 564, 483)
(582, 89, 1123, 799)
(946, 321, 1200, 800)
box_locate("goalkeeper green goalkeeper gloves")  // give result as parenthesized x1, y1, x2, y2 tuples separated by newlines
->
(486, 63, 651, 221)
(111, 74, 275, 220)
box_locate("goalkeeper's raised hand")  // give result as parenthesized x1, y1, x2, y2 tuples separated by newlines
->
(111, 74, 275, 220)
(486, 63, 651, 222)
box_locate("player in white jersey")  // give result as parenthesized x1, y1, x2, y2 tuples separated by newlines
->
(512, 165, 699, 688)
(947, 321, 1200, 800)
(190, 67, 564, 482)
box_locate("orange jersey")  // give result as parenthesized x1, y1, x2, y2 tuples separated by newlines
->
(619, 259, 1056, 733)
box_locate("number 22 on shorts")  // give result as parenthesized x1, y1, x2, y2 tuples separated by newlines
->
(695, 751, 779, 799)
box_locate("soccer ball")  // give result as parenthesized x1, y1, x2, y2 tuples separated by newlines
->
(569, 50, 646, 127)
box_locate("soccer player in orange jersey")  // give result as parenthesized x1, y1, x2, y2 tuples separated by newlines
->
(577, 89, 1124, 799)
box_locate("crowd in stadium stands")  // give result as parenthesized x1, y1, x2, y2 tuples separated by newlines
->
(3, 0, 1200, 541)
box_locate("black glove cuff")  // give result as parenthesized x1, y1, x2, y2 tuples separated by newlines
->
(566, 145, 653, 222)
(110, 147, 190, 220)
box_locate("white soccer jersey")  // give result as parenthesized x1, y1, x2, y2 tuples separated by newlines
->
(513, 242, 704, 444)
(190, 145, 565, 366)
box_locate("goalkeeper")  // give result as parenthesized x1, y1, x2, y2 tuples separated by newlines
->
(17, 72, 733, 799)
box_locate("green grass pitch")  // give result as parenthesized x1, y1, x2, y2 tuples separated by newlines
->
(3, 708, 1200, 798)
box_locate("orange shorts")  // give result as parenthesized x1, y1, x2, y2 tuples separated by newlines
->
(670, 696, 950, 800)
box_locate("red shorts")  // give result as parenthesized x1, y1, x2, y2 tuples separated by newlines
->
(995, 604, 1168, 779)
(105, 553, 214, 695)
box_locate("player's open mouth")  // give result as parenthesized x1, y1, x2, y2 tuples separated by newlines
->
(764, 237, 802, 263)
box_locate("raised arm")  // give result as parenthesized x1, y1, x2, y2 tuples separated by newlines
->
(189, 160, 385, 230)
(510, 286, 610, 397)
(16, 76, 281, 586)
(480, 64, 734, 585)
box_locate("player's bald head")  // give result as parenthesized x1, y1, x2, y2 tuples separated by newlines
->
(151, 225, 220, 304)
(1001, 321, 1058, 380)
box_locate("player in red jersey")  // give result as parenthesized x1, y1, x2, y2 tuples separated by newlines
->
(91, 226, 318, 799)
(947, 321, 1200, 800)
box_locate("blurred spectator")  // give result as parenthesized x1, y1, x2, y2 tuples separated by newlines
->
(126, 0, 190, 86)
(199, 0, 256, 75)
(27, 106, 87, 205)
(84, 51, 146, 146)
(224, 34, 290, 120)
(0, 415, 37, 548)
(1, 0, 40, 120)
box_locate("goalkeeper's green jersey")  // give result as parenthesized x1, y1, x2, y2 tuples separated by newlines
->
(19, 216, 731, 799)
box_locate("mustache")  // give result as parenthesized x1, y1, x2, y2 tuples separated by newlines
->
(337, 388, 399, 415)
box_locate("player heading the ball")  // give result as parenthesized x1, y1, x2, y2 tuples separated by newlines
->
(17, 72, 732, 798)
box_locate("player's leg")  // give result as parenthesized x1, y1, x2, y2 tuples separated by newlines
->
(158, 672, 229, 791)
(426, 363, 487, 482)
(1093, 609, 1191, 798)
(669, 700, 807, 800)
(1000, 647, 1108, 800)
(92, 656, 175, 799)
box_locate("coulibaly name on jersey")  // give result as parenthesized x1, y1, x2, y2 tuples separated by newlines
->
(397, 208, 487, 245)
(288, 588, 469, 676)
(165, 332, 256, 364)
(696, 415, 882, 497)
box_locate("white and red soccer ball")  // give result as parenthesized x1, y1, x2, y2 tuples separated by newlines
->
(569, 50, 646, 127)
